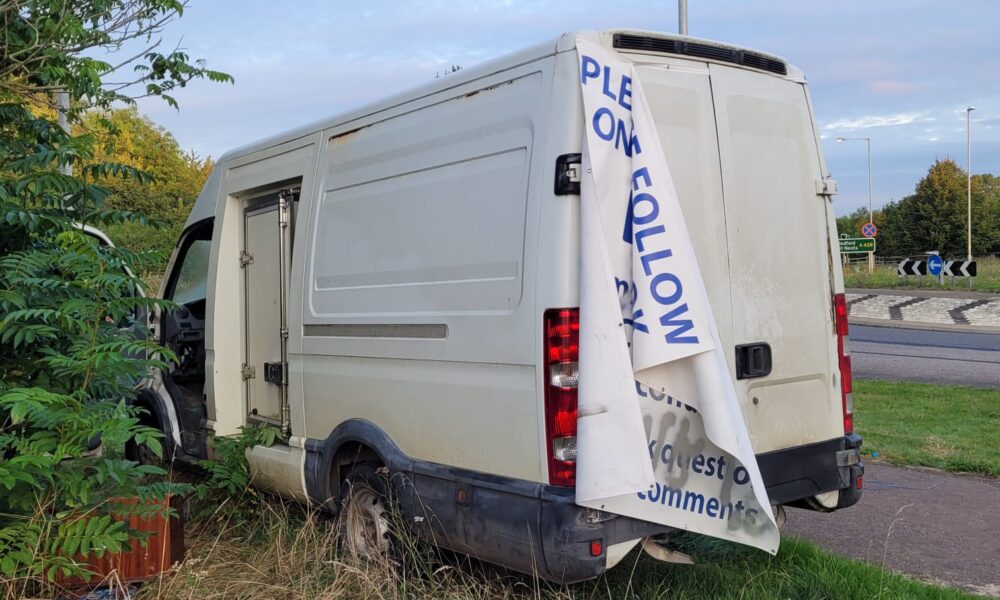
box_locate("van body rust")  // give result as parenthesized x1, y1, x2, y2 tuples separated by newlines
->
(138, 29, 862, 583)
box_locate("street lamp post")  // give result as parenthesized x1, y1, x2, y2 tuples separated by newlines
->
(837, 136, 874, 273)
(966, 107, 975, 262)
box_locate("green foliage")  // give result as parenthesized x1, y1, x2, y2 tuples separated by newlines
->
(843, 256, 1000, 291)
(78, 107, 213, 279)
(194, 425, 279, 523)
(82, 107, 212, 224)
(1, 1, 233, 112)
(845, 160, 1000, 257)
(835, 206, 870, 240)
(1, 0, 228, 590)
(199, 425, 280, 498)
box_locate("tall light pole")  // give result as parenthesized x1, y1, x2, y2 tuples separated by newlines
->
(966, 107, 975, 262)
(837, 136, 874, 273)
(679, 0, 688, 35)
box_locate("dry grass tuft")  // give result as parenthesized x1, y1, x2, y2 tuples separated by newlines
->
(136, 495, 561, 600)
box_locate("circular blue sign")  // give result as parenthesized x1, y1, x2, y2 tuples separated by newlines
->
(928, 254, 943, 276)
(861, 222, 877, 238)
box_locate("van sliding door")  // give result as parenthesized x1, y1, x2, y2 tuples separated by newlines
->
(242, 191, 296, 427)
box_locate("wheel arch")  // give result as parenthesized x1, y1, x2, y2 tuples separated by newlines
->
(127, 386, 179, 461)
(303, 419, 411, 509)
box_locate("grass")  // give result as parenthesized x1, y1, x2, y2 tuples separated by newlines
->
(842, 256, 1000, 292)
(13, 382, 994, 599)
(855, 380, 1000, 477)
(116, 497, 974, 600)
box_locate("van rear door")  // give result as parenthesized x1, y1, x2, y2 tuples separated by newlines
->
(634, 59, 841, 454)
(708, 64, 841, 452)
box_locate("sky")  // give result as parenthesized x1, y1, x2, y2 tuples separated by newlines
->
(126, 0, 1000, 217)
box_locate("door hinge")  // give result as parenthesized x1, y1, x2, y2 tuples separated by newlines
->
(815, 177, 838, 197)
(241, 363, 256, 380)
(239, 250, 254, 268)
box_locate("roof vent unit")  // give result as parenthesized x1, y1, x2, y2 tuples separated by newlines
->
(612, 33, 788, 76)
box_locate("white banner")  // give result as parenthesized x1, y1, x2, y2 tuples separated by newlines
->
(574, 39, 779, 553)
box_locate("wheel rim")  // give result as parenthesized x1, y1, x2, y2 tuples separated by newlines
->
(343, 483, 391, 558)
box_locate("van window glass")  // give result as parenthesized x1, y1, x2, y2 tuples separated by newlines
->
(171, 239, 210, 305)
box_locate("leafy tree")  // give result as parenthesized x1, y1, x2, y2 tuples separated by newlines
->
(80, 107, 213, 283)
(835, 207, 869, 239)
(82, 107, 212, 224)
(844, 160, 1000, 257)
(0, 0, 229, 589)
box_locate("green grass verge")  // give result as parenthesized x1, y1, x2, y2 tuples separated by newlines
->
(843, 256, 1000, 292)
(855, 380, 1000, 477)
(591, 537, 974, 600)
(137, 499, 974, 600)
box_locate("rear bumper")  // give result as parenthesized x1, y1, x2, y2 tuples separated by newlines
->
(757, 433, 864, 509)
(397, 462, 669, 583)
(305, 421, 862, 583)
(391, 434, 862, 581)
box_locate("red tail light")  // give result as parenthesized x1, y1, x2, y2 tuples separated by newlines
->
(543, 308, 579, 487)
(833, 293, 853, 434)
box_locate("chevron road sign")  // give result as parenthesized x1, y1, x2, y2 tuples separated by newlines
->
(897, 259, 927, 276)
(943, 260, 977, 278)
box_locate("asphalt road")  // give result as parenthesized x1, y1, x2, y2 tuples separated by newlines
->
(850, 324, 1000, 387)
(784, 463, 1000, 597)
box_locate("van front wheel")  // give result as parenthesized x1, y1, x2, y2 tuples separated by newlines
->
(337, 463, 395, 561)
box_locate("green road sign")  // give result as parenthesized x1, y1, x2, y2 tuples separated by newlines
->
(839, 237, 876, 253)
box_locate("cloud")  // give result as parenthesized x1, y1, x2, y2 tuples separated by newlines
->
(822, 112, 928, 131)
(867, 80, 918, 93)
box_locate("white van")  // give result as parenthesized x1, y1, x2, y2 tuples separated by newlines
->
(137, 29, 862, 582)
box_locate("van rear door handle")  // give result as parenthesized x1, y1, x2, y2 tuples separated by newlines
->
(735, 343, 772, 380)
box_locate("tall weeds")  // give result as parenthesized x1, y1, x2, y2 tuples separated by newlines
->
(137, 494, 557, 600)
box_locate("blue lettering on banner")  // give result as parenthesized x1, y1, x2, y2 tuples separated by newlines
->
(580, 55, 600, 83)
(628, 169, 699, 345)
(580, 55, 641, 157)
(625, 308, 649, 333)
(581, 54, 699, 345)
(593, 107, 615, 141)
(622, 191, 634, 243)
(614, 120, 641, 157)
(636, 483, 756, 525)
(634, 382, 698, 413)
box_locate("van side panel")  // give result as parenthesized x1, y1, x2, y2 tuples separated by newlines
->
(299, 63, 554, 482)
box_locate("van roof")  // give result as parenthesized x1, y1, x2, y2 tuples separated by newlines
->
(214, 29, 795, 166)
(187, 30, 795, 227)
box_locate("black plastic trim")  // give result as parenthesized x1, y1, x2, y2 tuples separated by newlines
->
(554, 153, 582, 196)
(757, 434, 863, 507)
(304, 421, 861, 582)
(735, 342, 772, 379)
(612, 33, 788, 76)
(303, 419, 668, 583)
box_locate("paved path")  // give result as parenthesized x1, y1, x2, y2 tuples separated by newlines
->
(851, 324, 1000, 387)
(846, 288, 1000, 330)
(784, 463, 1000, 597)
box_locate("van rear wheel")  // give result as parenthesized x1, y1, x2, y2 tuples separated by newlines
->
(337, 464, 395, 561)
